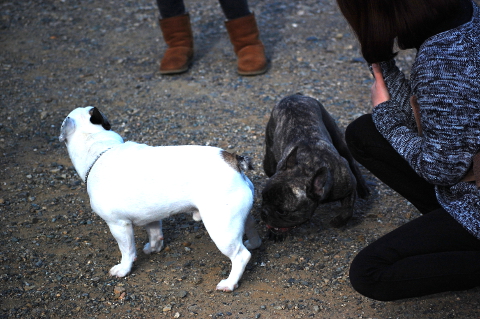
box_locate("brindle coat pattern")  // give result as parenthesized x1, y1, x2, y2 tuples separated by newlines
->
(261, 94, 369, 230)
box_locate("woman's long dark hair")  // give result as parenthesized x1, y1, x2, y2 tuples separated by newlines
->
(336, 0, 465, 63)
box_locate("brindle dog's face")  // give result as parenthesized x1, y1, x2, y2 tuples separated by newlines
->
(261, 174, 318, 229)
(260, 146, 332, 230)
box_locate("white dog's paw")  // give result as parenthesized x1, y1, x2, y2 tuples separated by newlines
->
(109, 264, 131, 277)
(216, 279, 238, 292)
(244, 238, 262, 250)
(143, 243, 153, 254)
(143, 241, 164, 255)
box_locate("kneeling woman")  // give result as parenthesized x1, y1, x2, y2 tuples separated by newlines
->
(337, 0, 480, 301)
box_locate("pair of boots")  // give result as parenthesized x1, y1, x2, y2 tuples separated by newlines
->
(159, 13, 267, 76)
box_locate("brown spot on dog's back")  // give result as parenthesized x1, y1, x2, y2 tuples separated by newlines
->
(221, 151, 240, 172)
(221, 150, 253, 172)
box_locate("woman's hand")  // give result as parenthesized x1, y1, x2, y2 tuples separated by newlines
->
(371, 63, 390, 107)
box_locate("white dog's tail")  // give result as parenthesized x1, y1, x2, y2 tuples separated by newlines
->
(221, 150, 254, 172)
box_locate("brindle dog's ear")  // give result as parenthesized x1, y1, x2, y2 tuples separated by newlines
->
(278, 146, 298, 171)
(89, 107, 111, 130)
(311, 167, 332, 199)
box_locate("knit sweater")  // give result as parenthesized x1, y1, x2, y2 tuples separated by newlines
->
(372, 1, 480, 239)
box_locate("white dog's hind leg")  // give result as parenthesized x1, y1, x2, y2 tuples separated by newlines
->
(243, 214, 262, 250)
(216, 245, 251, 292)
(107, 221, 137, 277)
(202, 209, 252, 291)
(143, 220, 164, 254)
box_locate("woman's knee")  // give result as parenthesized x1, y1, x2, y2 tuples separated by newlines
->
(348, 246, 396, 301)
(345, 114, 373, 143)
(345, 114, 374, 158)
(348, 251, 377, 299)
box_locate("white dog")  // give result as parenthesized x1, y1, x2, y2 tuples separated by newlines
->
(59, 106, 262, 291)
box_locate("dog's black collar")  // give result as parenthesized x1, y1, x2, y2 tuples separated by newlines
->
(84, 148, 112, 187)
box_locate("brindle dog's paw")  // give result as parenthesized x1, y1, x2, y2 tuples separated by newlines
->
(267, 227, 289, 242)
(329, 215, 350, 228)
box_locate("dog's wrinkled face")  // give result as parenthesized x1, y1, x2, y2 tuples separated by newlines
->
(261, 146, 332, 230)
(261, 175, 317, 229)
(59, 106, 111, 143)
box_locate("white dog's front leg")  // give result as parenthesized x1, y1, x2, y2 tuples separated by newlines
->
(143, 220, 164, 254)
(107, 221, 137, 277)
(243, 214, 262, 250)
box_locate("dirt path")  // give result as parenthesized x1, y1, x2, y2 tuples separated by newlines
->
(1, 0, 479, 318)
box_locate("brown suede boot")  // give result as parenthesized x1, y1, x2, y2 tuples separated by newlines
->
(159, 13, 194, 75)
(225, 13, 267, 76)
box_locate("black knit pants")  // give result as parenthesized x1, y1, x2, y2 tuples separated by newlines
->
(156, 0, 250, 20)
(345, 114, 480, 301)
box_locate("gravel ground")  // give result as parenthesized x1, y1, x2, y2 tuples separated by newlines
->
(2, 0, 480, 318)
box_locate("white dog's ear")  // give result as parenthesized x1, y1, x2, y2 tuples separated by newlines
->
(89, 107, 111, 130)
(59, 117, 75, 143)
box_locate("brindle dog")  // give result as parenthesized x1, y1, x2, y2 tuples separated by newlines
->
(261, 94, 369, 239)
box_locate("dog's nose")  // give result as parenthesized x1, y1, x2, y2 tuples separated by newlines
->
(266, 224, 291, 242)
(259, 207, 270, 220)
